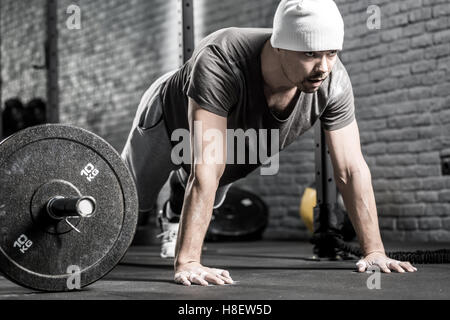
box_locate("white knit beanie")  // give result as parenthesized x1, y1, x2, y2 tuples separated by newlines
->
(270, 0, 345, 52)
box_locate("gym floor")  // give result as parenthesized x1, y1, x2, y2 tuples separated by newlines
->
(1, 240, 449, 300)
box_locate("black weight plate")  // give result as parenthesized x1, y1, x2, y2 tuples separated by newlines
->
(0, 124, 138, 291)
(206, 187, 268, 241)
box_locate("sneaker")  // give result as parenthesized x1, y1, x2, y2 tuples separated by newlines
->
(156, 201, 180, 259)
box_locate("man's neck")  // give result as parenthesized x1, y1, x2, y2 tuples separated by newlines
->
(260, 40, 296, 94)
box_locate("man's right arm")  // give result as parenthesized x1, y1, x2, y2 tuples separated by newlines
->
(173, 98, 234, 286)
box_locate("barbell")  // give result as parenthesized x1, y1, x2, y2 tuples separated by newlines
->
(0, 124, 138, 291)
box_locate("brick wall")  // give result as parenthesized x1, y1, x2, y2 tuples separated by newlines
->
(1, 0, 449, 242)
(56, 0, 180, 148)
(0, 0, 47, 107)
(335, 0, 450, 242)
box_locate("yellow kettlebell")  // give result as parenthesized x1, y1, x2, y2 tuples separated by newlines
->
(299, 187, 316, 233)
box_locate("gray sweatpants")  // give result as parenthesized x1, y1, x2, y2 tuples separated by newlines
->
(121, 71, 232, 217)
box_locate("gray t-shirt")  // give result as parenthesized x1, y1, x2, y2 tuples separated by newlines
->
(160, 27, 355, 186)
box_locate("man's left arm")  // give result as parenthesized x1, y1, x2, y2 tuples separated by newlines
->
(324, 119, 417, 273)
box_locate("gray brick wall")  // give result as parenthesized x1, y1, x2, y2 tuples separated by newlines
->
(337, 0, 450, 242)
(1, 0, 449, 242)
(0, 0, 47, 105)
(56, 0, 180, 148)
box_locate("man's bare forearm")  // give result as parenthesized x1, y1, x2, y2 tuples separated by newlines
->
(336, 164, 385, 256)
(174, 177, 218, 267)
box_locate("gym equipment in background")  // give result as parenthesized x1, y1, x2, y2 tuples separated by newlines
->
(206, 187, 268, 242)
(300, 183, 355, 241)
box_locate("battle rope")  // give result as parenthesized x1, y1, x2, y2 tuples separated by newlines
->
(312, 233, 450, 264)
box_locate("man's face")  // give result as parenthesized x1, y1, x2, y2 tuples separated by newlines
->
(277, 49, 338, 93)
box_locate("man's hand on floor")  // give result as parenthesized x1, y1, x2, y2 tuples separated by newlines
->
(356, 251, 418, 273)
(174, 262, 234, 286)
